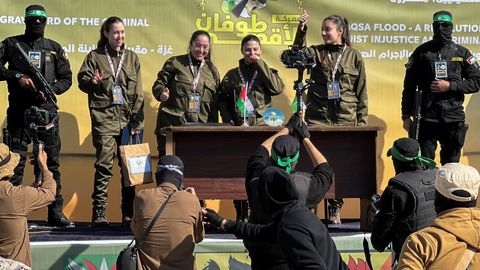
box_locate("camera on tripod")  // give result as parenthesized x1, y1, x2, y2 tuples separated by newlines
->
(280, 45, 315, 69)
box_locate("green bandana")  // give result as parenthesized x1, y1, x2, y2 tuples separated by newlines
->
(26, 10, 47, 18)
(433, 13, 452, 23)
(271, 149, 300, 174)
(390, 146, 436, 169)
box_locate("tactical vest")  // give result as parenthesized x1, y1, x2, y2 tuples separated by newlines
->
(389, 169, 436, 254)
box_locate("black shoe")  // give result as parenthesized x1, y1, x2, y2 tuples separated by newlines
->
(48, 215, 75, 228)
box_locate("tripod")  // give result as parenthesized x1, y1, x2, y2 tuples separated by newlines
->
(293, 65, 313, 113)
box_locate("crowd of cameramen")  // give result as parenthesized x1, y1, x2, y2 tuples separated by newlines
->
(1, 4, 480, 270)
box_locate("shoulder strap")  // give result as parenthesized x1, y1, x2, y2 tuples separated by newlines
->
(454, 246, 476, 270)
(133, 190, 176, 248)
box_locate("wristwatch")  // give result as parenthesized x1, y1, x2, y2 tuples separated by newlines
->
(15, 72, 23, 79)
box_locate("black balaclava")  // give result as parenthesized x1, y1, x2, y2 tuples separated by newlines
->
(432, 10, 453, 46)
(155, 155, 184, 189)
(387, 137, 436, 174)
(271, 135, 300, 174)
(258, 166, 299, 218)
(24, 5, 47, 39)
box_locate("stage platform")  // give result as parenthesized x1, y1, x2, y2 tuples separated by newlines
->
(28, 220, 393, 270)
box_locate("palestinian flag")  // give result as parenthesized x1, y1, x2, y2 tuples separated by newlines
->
(236, 83, 257, 116)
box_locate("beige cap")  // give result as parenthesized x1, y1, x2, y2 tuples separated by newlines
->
(435, 163, 480, 202)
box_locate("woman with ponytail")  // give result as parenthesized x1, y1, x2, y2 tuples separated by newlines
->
(294, 11, 368, 224)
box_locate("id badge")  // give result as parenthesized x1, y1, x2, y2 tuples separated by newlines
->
(434, 60, 448, 79)
(188, 91, 201, 113)
(28, 51, 42, 69)
(327, 81, 340, 100)
(112, 85, 124, 105)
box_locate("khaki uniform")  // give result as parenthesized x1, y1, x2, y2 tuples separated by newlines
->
(0, 171, 56, 267)
(131, 182, 204, 270)
(78, 46, 144, 213)
(398, 207, 480, 269)
(152, 54, 220, 155)
(218, 58, 284, 125)
(294, 27, 368, 126)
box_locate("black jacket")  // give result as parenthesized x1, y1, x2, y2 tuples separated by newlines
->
(402, 40, 480, 122)
(243, 146, 334, 269)
(0, 34, 72, 127)
(246, 145, 333, 224)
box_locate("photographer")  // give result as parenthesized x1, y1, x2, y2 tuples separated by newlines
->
(371, 138, 437, 266)
(0, 5, 73, 227)
(239, 113, 334, 270)
(131, 155, 204, 269)
(0, 143, 56, 267)
(293, 10, 368, 224)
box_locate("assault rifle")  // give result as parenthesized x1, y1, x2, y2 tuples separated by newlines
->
(410, 87, 422, 141)
(15, 43, 58, 110)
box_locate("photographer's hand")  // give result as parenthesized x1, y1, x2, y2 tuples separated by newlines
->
(185, 187, 196, 196)
(32, 144, 49, 187)
(202, 208, 227, 229)
(299, 10, 309, 31)
(36, 144, 48, 172)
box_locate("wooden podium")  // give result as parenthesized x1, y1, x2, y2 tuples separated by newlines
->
(165, 125, 379, 202)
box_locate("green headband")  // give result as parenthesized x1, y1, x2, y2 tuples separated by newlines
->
(433, 14, 452, 23)
(271, 149, 300, 174)
(390, 146, 436, 170)
(25, 10, 47, 18)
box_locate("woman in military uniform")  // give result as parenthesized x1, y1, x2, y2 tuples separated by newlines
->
(294, 11, 368, 224)
(152, 30, 221, 157)
(218, 34, 285, 126)
(78, 16, 144, 226)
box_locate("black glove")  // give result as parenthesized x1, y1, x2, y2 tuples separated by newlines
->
(203, 208, 224, 227)
(294, 120, 310, 142)
(285, 113, 302, 134)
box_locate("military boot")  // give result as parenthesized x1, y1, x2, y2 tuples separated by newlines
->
(92, 207, 109, 227)
(328, 205, 342, 224)
(48, 212, 75, 228)
(47, 198, 75, 228)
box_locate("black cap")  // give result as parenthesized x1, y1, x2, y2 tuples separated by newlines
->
(272, 135, 300, 158)
(387, 137, 419, 157)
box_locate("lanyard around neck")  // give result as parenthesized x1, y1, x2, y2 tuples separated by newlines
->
(104, 46, 126, 85)
(327, 45, 346, 81)
(188, 54, 205, 92)
(237, 67, 258, 94)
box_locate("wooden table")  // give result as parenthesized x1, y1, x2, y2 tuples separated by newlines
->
(165, 125, 379, 201)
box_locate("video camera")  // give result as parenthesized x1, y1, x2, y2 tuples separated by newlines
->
(24, 106, 56, 132)
(280, 45, 315, 69)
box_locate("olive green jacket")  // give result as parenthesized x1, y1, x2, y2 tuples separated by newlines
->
(218, 58, 285, 125)
(78, 46, 144, 136)
(152, 54, 220, 133)
(294, 26, 368, 126)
